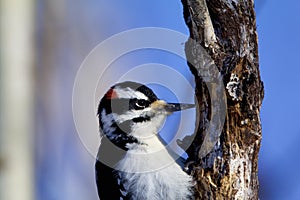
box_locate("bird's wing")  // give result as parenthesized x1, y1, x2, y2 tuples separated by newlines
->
(95, 136, 127, 200)
(95, 160, 123, 199)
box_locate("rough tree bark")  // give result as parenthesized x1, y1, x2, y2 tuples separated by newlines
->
(178, 0, 264, 199)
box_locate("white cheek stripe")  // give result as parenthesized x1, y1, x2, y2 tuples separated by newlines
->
(114, 87, 148, 100)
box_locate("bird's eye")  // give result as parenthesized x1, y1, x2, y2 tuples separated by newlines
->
(134, 99, 149, 109)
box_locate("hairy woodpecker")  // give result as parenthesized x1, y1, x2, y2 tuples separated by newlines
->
(96, 81, 194, 200)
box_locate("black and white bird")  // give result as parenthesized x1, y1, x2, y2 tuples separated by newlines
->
(95, 81, 194, 200)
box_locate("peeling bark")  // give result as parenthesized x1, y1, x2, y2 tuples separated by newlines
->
(179, 0, 264, 199)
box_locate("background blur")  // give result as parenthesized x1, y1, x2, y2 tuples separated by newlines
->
(0, 0, 299, 200)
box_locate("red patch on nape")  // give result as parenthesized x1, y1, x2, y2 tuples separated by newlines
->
(105, 88, 118, 99)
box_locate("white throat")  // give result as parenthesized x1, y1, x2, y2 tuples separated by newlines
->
(130, 113, 167, 140)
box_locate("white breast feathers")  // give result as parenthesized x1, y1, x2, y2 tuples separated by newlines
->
(115, 141, 193, 200)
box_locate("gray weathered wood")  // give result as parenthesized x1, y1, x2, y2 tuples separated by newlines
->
(180, 0, 264, 199)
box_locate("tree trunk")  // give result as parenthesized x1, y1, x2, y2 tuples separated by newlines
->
(179, 0, 264, 199)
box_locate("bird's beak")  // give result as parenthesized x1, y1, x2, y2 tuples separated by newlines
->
(164, 103, 195, 113)
(151, 100, 195, 114)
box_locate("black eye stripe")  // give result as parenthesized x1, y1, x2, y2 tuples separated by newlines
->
(130, 98, 150, 110)
(135, 100, 146, 107)
(134, 99, 150, 109)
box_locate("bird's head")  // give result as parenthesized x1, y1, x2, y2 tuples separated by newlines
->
(97, 81, 194, 150)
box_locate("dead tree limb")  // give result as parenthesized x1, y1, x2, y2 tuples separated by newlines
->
(179, 0, 264, 199)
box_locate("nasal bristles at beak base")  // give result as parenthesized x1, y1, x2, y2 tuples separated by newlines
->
(150, 100, 167, 110)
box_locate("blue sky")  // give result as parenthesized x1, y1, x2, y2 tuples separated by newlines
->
(256, 1, 300, 199)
